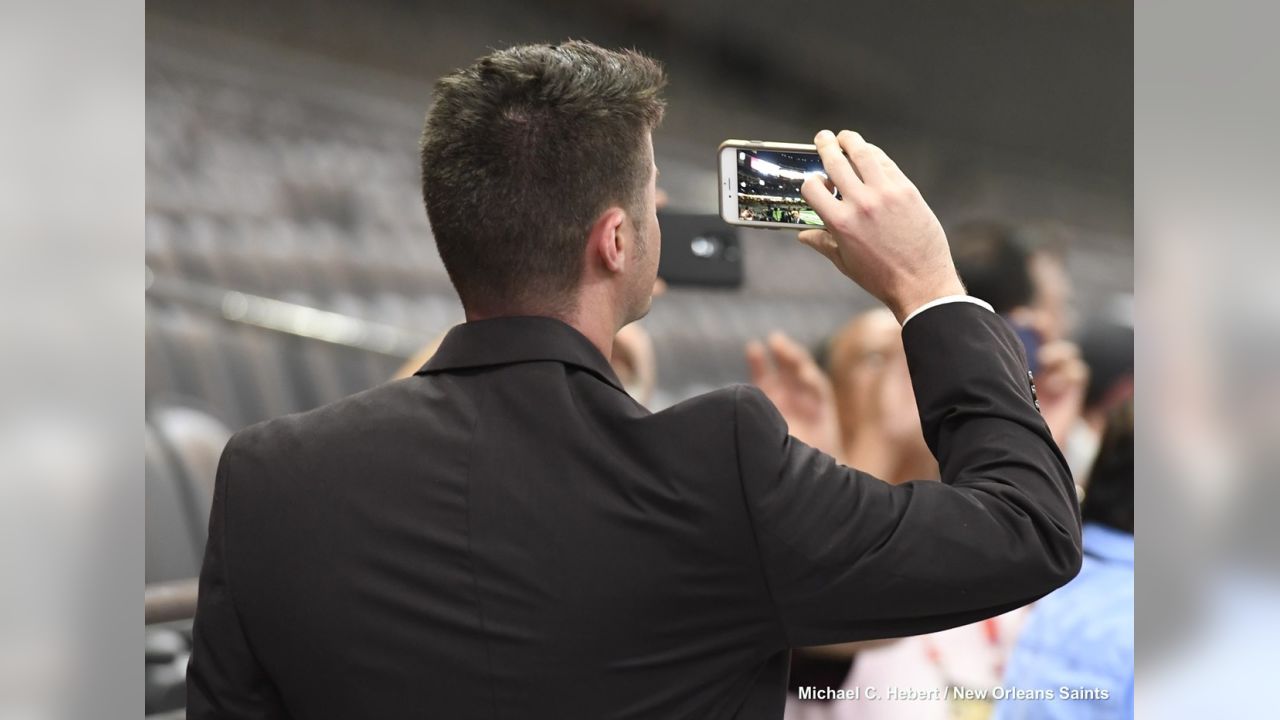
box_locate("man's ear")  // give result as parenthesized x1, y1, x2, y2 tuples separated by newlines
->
(587, 207, 629, 274)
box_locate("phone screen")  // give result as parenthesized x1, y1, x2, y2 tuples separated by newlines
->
(734, 148, 832, 226)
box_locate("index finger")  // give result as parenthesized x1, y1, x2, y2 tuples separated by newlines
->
(800, 173, 843, 223)
(813, 129, 863, 199)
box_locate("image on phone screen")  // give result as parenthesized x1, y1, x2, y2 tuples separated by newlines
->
(734, 149, 833, 226)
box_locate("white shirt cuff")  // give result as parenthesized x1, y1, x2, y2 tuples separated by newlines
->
(901, 295, 995, 326)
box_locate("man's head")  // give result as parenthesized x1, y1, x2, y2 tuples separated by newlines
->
(949, 220, 1034, 315)
(825, 309, 927, 468)
(1027, 246, 1074, 343)
(1079, 317, 1135, 417)
(950, 220, 1078, 342)
(420, 42, 666, 326)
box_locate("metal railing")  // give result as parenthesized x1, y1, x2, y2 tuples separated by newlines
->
(145, 578, 200, 625)
(145, 266, 425, 358)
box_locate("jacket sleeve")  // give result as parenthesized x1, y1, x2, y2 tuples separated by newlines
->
(186, 435, 290, 719)
(736, 302, 1082, 648)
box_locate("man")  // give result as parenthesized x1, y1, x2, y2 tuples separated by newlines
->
(1026, 239, 1075, 345)
(949, 220, 1076, 345)
(1066, 315, 1134, 482)
(949, 220, 1089, 449)
(995, 400, 1135, 720)
(948, 220, 1037, 322)
(187, 42, 1081, 719)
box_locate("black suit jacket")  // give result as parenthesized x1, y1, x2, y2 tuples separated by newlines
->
(187, 303, 1081, 719)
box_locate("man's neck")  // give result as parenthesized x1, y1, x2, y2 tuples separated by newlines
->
(559, 304, 618, 360)
(465, 305, 619, 360)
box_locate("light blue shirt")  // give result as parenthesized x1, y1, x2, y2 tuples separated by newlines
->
(993, 523, 1134, 720)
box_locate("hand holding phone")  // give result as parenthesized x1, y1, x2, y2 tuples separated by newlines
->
(793, 130, 965, 323)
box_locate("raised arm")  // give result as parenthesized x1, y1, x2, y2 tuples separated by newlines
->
(737, 302, 1080, 646)
(736, 130, 1081, 647)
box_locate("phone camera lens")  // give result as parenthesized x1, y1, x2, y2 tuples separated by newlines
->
(690, 235, 720, 258)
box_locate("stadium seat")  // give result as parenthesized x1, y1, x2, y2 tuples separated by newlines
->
(150, 404, 232, 516)
(144, 423, 203, 584)
(147, 309, 246, 429)
(145, 623, 190, 715)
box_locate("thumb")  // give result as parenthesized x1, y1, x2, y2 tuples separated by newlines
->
(797, 229, 838, 261)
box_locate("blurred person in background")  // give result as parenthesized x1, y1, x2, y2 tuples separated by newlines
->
(1065, 316, 1134, 484)
(609, 321, 658, 406)
(744, 308, 939, 476)
(1020, 223, 1078, 345)
(186, 41, 1082, 719)
(951, 220, 1073, 342)
(950, 220, 1089, 451)
(949, 220, 1036, 323)
(745, 331, 844, 459)
(995, 398, 1134, 720)
(825, 309, 935, 482)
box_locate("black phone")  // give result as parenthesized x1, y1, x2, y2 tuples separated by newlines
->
(657, 212, 744, 288)
(1009, 319, 1043, 374)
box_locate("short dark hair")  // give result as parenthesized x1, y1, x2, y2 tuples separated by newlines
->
(949, 220, 1034, 314)
(1081, 398, 1134, 534)
(1079, 319, 1134, 410)
(420, 42, 666, 313)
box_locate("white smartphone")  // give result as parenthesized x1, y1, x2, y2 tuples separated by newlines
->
(718, 139, 835, 229)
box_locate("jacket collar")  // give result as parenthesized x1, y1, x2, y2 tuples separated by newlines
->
(416, 316, 627, 394)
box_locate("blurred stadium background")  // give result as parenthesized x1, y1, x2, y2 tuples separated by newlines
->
(144, 1, 1131, 715)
